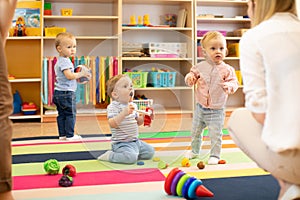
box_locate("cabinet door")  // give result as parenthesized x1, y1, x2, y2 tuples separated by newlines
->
(122, 0, 194, 115)
(195, 0, 250, 112)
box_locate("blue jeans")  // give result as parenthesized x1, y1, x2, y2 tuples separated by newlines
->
(109, 140, 155, 164)
(53, 90, 76, 138)
(191, 103, 225, 159)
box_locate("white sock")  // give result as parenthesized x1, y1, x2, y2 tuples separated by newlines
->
(97, 151, 112, 161)
(208, 157, 219, 165)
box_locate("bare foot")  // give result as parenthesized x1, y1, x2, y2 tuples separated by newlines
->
(0, 191, 15, 200)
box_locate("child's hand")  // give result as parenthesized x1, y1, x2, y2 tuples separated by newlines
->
(223, 83, 234, 94)
(185, 74, 197, 86)
(77, 65, 91, 78)
(123, 103, 135, 115)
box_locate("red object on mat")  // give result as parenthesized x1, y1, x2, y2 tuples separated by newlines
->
(13, 168, 165, 190)
(195, 185, 214, 197)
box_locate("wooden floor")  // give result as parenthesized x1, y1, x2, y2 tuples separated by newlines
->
(11, 114, 197, 139)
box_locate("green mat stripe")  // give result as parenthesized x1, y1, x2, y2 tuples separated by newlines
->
(139, 129, 229, 138)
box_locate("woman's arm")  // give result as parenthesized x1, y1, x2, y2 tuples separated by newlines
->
(239, 32, 267, 125)
(0, 0, 17, 46)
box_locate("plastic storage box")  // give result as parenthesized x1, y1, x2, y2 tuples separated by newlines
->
(124, 72, 148, 88)
(45, 27, 66, 37)
(148, 72, 176, 87)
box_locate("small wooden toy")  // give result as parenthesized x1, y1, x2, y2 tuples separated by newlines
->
(14, 16, 26, 36)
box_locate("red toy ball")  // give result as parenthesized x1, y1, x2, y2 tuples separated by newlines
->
(62, 164, 76, 177)
(74, 66, 90, 84)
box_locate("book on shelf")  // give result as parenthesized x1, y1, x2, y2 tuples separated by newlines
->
(176, 9, 187, 27)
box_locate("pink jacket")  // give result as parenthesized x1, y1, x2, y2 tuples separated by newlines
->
(185, 61, 238, 109)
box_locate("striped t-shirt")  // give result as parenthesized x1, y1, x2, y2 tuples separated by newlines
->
(107, 101, 139, 143)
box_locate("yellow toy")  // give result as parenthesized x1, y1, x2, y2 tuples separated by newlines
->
(138, 16, 143, 26)
(129, 15, 136, 25)
(181, 157, 191, 167)
(143, 14, 150, 26)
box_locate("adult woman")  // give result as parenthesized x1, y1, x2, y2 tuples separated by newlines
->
(228, 0, 300, 199)
(0, 0, 17, 200)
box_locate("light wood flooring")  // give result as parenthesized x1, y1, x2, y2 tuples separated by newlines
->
(11, 114, 197, 139)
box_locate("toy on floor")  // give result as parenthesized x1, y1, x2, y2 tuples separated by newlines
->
(164, 168, 214, 199)
(44, 159, 60, 175)
(218, 159, 226, 164)
(181, 157, 191, 167)
(197, 161, 205, 169)
(59, 175, 73, 187)
(62, 164, 76, 177)
(158, 160, 168, 169)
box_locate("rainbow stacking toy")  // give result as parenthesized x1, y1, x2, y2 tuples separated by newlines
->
(164, 168, 214, 199)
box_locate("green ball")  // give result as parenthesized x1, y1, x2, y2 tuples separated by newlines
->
(44, 159, 60, 175)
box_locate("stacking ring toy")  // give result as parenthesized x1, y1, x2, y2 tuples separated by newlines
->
(176, 174, 190, 197)
(44, 159, 60, 175)
(170, 171, 185, 195)
(164, 168, 180, 195)
(164, 168, 214, 198)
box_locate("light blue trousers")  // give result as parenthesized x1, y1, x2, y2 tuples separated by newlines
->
(109, 139, 155, 164)
(191, 103, 225, 159)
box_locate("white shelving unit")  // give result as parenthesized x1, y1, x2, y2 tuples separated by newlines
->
(6, 0, 250, 122)
(121, 0, 195, 115)
(195, 0, 250, 113)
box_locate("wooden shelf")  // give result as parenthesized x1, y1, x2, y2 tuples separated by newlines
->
(44, 16, 119, 20)
(197, 0, 248, 6)
(9, 78, 41, 83)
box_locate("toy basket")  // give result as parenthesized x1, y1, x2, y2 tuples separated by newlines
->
(61, 8, 73, 16)
(124, 72, 148, 88)
(133, 99, 153, 110)
(45, 27, 66, 37)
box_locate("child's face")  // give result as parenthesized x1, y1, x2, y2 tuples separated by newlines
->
(112, 76, 134, 104)
(203, 37, 227, 65)
(57, 37, 77, 57)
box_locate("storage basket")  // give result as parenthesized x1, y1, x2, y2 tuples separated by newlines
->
(148, 71, 176, 87)
(124, 72, 148, 88)
(148, 72, 164, 87)
(133, 99, 153, 110)
(61, 8, 73, 16)
(44, 27, 66, 37)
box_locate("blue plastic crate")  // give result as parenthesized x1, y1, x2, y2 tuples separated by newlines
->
(148, 72, 164, 87)
(164, 72, 176, 87)
(148, 71, 176, 87)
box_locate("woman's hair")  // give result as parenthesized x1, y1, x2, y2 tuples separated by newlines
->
(106, 74, 128, 98)
(252, 0, 296, 27)
(200, 31, 226, 49)
(55, 32, 75, 49)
